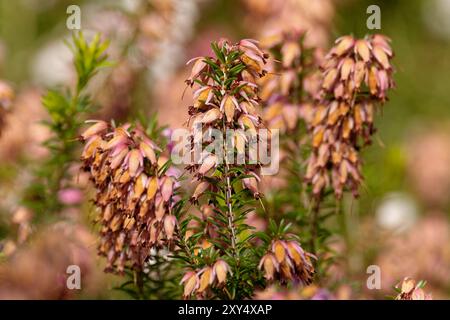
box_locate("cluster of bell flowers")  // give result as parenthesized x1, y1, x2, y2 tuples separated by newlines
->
(80, 120, 179, 273)
(305, 34, 395, 198)
(180, 260, 232, 298)
(259, 239, 315, 286)
(184, 38, 268, 200)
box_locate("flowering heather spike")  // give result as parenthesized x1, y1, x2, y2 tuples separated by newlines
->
(184, 38, 266, 190)
(182, 39, 269, 298)
(306, 34, 395, 198)
(80, 121, 179, 273)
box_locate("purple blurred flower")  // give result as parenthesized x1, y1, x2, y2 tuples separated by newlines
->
(311, 289, 334, 300)
(162, 128, 175, 154)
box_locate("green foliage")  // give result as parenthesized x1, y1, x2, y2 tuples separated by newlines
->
(23, 32, 109, 222)
(66, 33, 111, 94)
(114, 259, 182, 300)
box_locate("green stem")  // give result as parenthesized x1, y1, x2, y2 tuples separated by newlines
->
(309, 197, 320, 255)
(220, 116, 239, 265)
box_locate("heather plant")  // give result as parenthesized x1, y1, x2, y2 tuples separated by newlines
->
(77, 34, 397, 299)
(86, 38, 316, 300)
(177, 39, 278, 299)
(306, 34, 395, 199)
(17, 29, 399, 300)
(304, 35, 396, 274)
(0, 1, 443, 303)
(257, 32, 396, 282)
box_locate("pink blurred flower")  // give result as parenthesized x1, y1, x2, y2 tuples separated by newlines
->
(58, 188, 83, 205)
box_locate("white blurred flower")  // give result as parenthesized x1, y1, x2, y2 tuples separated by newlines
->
(376, 192, 418, 233)
(120, 0, 142, 13)
(423, 0, 450, 40)
(32, 40, 73, 87)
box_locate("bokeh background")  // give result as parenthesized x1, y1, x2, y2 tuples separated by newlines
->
(0, 0, 449, 299)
